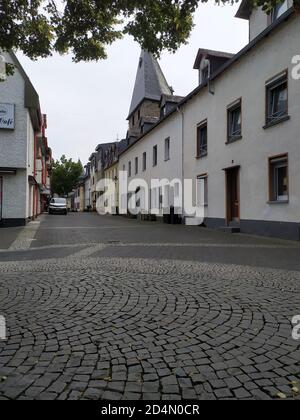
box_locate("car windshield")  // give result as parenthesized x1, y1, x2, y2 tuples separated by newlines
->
(51, 198, 66, 204)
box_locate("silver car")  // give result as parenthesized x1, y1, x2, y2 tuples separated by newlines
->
(49, 198, 68, 215)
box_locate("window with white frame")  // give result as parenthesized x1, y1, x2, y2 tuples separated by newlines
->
(266, 72, 288, 125)
(269, 155, 289, 202)
(227, 99, 242, 142)
(197, 175, 208, 206)
(196, 121, 208, 158)
(135, 157, 138, 175)
(128, 161, 132, 178)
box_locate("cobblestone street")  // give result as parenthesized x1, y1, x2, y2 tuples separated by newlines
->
(0, 214, 299, 400)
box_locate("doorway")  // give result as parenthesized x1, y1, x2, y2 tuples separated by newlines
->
(226, 167, 240, 225)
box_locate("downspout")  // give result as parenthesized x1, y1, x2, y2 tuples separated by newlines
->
(207, 60, 214, 96)
(177, 106, 184, 224)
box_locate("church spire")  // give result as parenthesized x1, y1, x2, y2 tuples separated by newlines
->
(127, 50, 172, 134)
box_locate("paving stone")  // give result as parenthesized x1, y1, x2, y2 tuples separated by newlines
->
(0, 214, 299, 401)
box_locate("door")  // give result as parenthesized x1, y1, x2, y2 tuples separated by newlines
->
(226, 167, 240, 225)
(0, 177, 3, 221)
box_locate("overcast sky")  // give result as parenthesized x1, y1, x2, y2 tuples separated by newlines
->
(18, 2, 248, 165)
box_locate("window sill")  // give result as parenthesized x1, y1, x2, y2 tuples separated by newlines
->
(196, 154, 208, 160)
(164, 158, 170, 162)
(263, 115, 290, 129)
(226, 135, 243, 145)
(268, 200, 289, 205)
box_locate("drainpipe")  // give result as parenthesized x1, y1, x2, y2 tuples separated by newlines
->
(177, 106, 185, 224)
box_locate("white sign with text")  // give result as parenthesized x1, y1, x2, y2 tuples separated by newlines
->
(0, 103, 15, 130)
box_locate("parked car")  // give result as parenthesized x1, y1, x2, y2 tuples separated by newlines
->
(49, 198, 68, 215)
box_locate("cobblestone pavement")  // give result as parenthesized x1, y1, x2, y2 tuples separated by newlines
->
(0, 214, 299, 400)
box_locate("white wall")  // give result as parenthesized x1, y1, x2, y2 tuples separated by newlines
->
(183, 14, 300, 224)
(1, 170, 27, 219)
(0, 51, 28, 169)
(119, 112, 183, 212)
(0, 51, 36, 221)
(249, 1, 293, 41)
(118, 13, 300, 228)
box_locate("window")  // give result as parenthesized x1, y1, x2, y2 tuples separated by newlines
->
(153, 145, 158, 167)
(142, 152, 147, 171)
(128, 161, 132, 178)
(132, 115, 135, 126)
(135, 157, 138, 175)
(271, 0, 288, 22)
(196, 121, 208, 158)
(227, 99, 242, 143)
(165, 137, 170, 161)
(269, 155, 289, 202)
(266, 72, 288, 126)
(197, 175, 208, 206)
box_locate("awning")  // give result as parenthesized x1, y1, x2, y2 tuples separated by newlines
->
(28, 175, 38, 186)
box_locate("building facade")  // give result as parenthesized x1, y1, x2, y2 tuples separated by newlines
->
(117, 3, 300, 240)
(0, 51, 51, 227)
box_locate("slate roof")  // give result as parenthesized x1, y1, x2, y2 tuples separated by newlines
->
(235, 0, 253, 20)
(127, 50, 172, 119)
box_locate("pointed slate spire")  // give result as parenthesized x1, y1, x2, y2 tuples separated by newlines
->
(127, 50, 172, 119)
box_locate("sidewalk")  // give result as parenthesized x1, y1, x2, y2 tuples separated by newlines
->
(0, 215, 44, 251)
(0, 227, 23, 250)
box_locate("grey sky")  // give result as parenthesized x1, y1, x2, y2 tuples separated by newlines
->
(18, 2, 248, 165)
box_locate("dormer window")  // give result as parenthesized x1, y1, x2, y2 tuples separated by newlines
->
(271, 0, 288, 22)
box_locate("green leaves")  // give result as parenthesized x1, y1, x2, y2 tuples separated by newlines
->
(51, 155, 84, 196)
(0, 0, 291, 62)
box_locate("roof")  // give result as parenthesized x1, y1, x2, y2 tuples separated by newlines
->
(117, 139, 128, 154)
(160, 94, 185, 107)
(235, 0, 253, 20)
(95, 142, 116, 153)
(193, 48, 234, 70)
(120, 7, 295, 158)
(127, 50, 172, 119)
